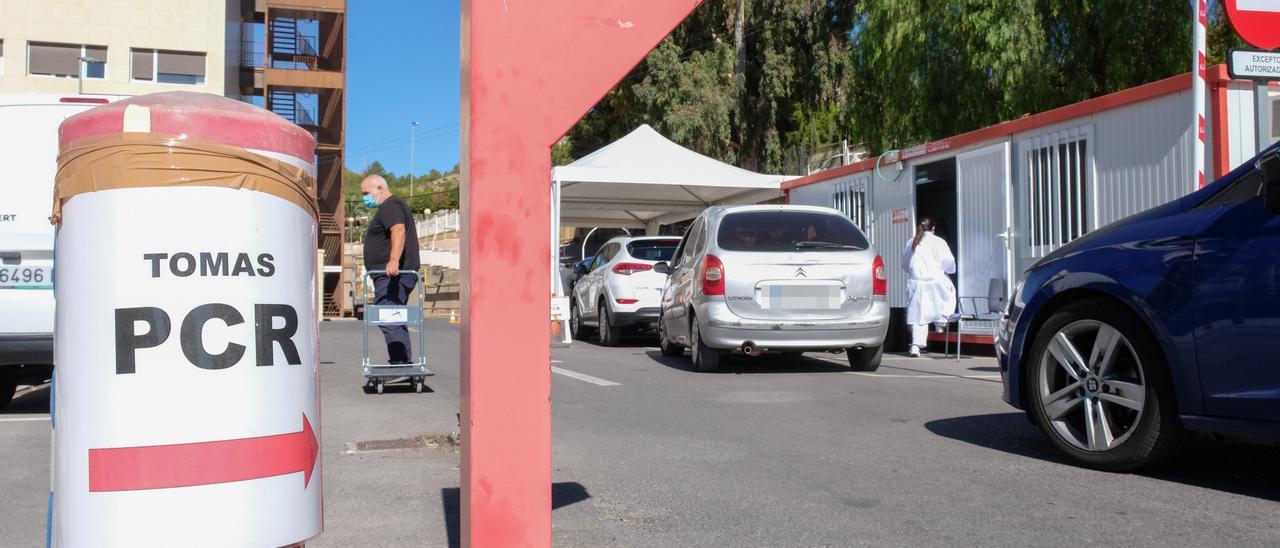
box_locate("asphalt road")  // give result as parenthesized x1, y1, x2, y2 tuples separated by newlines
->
(2, 319, 1278, 546)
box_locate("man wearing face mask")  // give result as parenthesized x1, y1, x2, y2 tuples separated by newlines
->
(361, 174, 421, 364)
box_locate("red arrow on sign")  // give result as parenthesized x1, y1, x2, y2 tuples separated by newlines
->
(88, 414, 319, 492)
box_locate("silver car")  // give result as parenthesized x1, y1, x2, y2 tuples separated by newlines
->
(654, 205, 890, 371)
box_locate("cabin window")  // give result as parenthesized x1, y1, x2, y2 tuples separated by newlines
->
(1024, 131, 1089, 254)
(833, 179, 872, 241)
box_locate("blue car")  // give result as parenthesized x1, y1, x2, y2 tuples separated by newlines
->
(998, 144, 1280, 471)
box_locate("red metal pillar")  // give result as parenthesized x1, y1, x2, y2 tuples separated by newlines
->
(460, 1, 700, 546)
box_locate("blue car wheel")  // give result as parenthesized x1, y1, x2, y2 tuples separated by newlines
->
(1025, 298, 1182, 471)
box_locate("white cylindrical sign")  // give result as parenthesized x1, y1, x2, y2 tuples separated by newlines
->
(50, 93, 322, 547)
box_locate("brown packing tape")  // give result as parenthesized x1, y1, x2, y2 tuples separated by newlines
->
(52, 133, 318, 224)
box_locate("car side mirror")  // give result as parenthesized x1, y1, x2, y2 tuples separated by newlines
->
(1260, 150, 1280, 214)
(653, 262, 670, 275)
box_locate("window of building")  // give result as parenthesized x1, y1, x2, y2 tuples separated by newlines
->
(1023, 130, 1090, 254)
(131, 49, 205, 85)
(833, 178, 872, 240)
(29, 43, 106, 78)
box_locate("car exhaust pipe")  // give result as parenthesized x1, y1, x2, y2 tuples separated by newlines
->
(742, 342, 760, 357)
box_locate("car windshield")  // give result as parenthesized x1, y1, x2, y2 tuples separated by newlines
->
(717, 211, 869, 252)
(626, 239, 681, 262)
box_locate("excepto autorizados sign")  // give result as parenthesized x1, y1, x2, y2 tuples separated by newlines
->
(1228, 48, 1280, 81)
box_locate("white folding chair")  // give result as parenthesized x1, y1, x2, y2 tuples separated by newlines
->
(944, 279, 1007, 360)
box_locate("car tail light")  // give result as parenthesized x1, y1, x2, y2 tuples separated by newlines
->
(615, 298, 639, 304)
(872, 255, 887, 296)
(612, 262, 653, 276)
(702, 255, 725, 296)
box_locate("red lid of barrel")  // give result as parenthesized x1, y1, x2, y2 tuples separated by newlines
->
(59, 91, 316, 162)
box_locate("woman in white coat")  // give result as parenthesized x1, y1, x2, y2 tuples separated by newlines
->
(901, 217, 956, 357)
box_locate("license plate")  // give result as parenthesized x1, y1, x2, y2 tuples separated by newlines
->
(0, 266, 51, 289)
(761, 285, 841, 310)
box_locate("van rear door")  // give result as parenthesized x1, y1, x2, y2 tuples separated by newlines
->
(0, 98, 102, 340)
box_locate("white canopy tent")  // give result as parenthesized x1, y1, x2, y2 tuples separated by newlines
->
(548, 125, 797, 334)
(551, 124, 795, 232)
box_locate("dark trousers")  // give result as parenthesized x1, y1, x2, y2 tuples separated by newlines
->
(373, 273, 415, 363)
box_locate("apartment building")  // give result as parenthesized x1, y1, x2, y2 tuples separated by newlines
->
(0, 0, 233, 96)
(233, 0, 347, 317)
(0, 0, 348, 316)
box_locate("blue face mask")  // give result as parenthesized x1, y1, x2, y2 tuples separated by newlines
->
(363, 194, 378, 208)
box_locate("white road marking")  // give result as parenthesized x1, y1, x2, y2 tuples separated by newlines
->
(551, 366, 621, 387)
(849, 373, 949, 378)
(848, 372, 1002, 380)
(551, 360, 564, 364)
(0, 416, 50, 422)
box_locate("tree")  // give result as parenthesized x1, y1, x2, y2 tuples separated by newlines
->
(1207, 0, 1245, 65)
(364, 160, 388, 177)
(567, 0, 856, 174)
(848, 0, 1195, 152)
(569, 0, 1221, 166)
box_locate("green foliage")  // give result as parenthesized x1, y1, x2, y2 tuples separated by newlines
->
(567, 0, 855, 173)
(566, 0, 1239, 168)
(849, 0, 1049, 151)
(343, 161, 459, 220)
(551, 136, 576, 166)
(1207, 0, 1244, 65)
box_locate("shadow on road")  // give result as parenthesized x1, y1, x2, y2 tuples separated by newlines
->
(926, 412, 1280, 501)
(1, 384, 50, 415)
(570, 334, 659, 350)
(643, 351, 852, 374)
(441, 482, 591, 548)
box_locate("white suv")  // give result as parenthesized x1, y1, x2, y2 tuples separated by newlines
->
(570, 236, 681, 346)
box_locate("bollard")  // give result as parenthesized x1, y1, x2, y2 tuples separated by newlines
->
(49, 92, 322, 547)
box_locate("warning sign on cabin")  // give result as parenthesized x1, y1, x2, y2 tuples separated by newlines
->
(892, 208, 910, 224)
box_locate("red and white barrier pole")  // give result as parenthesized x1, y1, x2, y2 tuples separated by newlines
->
(1194, 0, 1208, 189)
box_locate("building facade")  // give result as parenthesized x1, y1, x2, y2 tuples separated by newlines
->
(232, 0, 347, 316)
(0, 0, 233, 96)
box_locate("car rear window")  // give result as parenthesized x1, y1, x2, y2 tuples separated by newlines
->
(716, 211, 870, 252)
(626, 239, 681, 262)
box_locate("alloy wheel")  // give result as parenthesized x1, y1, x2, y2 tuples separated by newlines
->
(1037, 320, 1147, 452)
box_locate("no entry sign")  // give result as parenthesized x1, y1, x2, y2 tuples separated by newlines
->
(51, 94, 322, 547)
(1226, 0, 1280, 49)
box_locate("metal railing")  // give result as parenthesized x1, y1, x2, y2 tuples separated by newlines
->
(295, 101, 316, 127)
(240, 40, 265, 68)
(269, 33, 320, 70)
(417, 210, 460, 238)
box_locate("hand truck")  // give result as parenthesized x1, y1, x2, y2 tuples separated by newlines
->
(362, 270, 433, 394)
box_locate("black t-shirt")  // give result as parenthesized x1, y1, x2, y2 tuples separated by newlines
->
(363, 195, 421, 272)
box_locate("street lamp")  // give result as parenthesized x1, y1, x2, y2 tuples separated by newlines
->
(77, 55, 104, 96)
(409, 121, 420, 199)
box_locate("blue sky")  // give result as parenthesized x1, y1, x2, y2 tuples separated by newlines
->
(346, 0, 460, 176)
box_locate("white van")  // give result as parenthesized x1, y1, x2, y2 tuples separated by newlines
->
(0, 95, 111, 408)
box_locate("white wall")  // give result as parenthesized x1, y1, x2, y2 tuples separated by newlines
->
(0, 0, 229, 97)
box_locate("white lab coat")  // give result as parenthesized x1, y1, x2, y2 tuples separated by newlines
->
(902, 232, 957, 325)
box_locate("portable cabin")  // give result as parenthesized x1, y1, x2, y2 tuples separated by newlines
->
(785, 65, 1277, 348)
